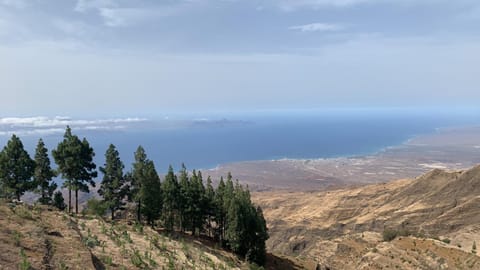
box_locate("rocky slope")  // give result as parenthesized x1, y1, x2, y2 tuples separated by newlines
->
(0, 203, 256, 270)
(254, 165, 480, 269)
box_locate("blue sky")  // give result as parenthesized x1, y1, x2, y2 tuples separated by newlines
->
(1, 0, 480, 116)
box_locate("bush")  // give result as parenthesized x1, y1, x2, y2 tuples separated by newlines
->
(13, 230, 23, 246)
(130, 248, 147, 268)
(15, 206, 34, 220)
(83, 198, 107, 217)
(53, 191, 66, 211)
(442, 238, 451, 244)
(18, 248, 31, 270)
(383, 229, 398, 242)
(249, 263, 265, 270)
(84, 233, 100, 248)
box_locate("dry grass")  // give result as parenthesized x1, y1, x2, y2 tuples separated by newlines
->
(0, 202, 253, 270)
(253, 166, 480, 269)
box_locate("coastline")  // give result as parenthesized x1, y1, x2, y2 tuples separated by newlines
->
(205, 125, 480, 191)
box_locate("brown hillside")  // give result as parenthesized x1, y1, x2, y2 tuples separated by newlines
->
(254, 165, 480, 269)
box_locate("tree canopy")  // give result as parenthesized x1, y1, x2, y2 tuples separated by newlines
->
(33, 138, 57, 205)
(99, 144, 127, 220)
(0, 135, 35, 200)
(0, 129, 269, 266)
(52, 126, 97, 213)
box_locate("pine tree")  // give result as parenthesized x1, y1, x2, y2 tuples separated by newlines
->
(204, 176, 215, 237)
(221, 181, 269, 265)
(52, 127, 97, 214)
(33, 139, 57, 205)
(131, 146, 147, 222)
(214, 177, 226, 243)
(75, 137, 97, 213)
(99, 144, 127, 220)
(162, 165, 179, 231)
(0, 135, 35, 200)
(222, 173, 235, 244)
(178, 164, 190, 232)
(139, 160, 162, 226)
(191, 170, 206, 236)
(225, 183, 250, 255)
(53, 191, 66, 211)
(246, 206, 269, 265)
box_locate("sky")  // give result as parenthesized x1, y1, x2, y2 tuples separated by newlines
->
(1, 0, 480, 116)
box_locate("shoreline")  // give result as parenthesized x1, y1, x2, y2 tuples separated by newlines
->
(205, 125, 480, 191)
(204, 126, 437, 172)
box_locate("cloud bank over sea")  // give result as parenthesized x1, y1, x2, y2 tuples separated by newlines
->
(0, 116, 147, 136)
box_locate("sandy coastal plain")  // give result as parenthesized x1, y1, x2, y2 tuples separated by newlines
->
(206, 126, 480, 191)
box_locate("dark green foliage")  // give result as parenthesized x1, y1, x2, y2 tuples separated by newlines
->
(162, 165, 179, 231)
(246, 207, 269, 265)
(139, 160, 162, 226)
(52, 126, 97, 213)
(0, 131, 270, 266)
(99, 144, 127, 220)
(129, 146, 162, 225)
(33, 139, 57, 205)
(204, 176, 216, 237)
(53, 191, 66, 210)
(0, 135, 35, 200)
(225, 181, 269, 265)
(178, 163, 190, 232)
(191, 170, 206, 236)
(214, 177, 227, 242)
(179, 167, 207, 235)
(130, 146, 147, 222)
(382, 228, 412, 242)
(383, 228, 398, 241)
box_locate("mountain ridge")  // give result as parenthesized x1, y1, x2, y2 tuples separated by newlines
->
(254, 165, 480, 269)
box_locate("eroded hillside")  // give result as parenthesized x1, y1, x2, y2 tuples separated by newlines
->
(0, 203, 249, 270)
(254, 165, 480, 269)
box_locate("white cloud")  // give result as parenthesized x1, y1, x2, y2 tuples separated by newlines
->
(289, 23, 344, 32)
(0, 0, 28, 9)
(98, 6, 183, 27)
(0, 116, 147, 136)
(278, 0, 370, 11)
(275, 0, 468, 11)
(74, 0, 116, 13)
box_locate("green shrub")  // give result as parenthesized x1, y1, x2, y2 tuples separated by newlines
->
(15, 206, 34, 220)
(383, 229, 398, 242)
(249, 263, 265, 270)
(134, 222, 144, 234)
(53, 191, 66, 211)
(82, 198, 108, 217)
(442, 238, 451, 244)
(84, 235, 100, 248)
(58, 260, 68, 270)
(130, 248, 147, 268)
(13, 230, 22, 246)
(18, 248, 31, 270)
(101, 255, 113, 266)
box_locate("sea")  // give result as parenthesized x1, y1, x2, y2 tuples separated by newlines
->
(1, 108, 480, 175)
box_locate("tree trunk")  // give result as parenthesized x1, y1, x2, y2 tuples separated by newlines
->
(75, 189, 78, 214)
(68, 188, 72, 213)
(137, 200, 141, 222)
(111, 208, 115, 220)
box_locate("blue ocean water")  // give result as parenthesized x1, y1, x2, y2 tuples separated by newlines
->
(1, 109, 480, 174)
